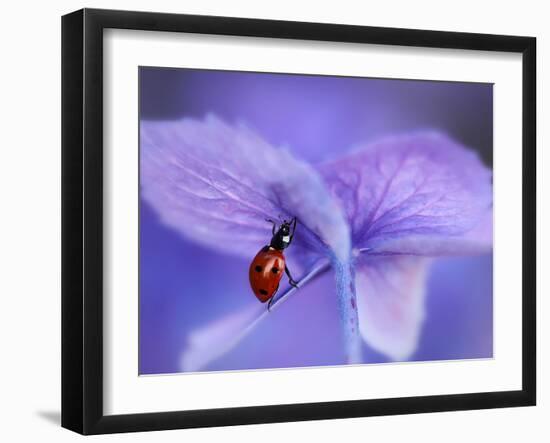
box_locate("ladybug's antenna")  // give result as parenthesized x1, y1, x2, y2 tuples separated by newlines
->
(265, 218, 278, 236)
(290, 216, 297, 236)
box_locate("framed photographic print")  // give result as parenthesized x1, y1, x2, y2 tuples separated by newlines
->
(61, 8, 536, 434)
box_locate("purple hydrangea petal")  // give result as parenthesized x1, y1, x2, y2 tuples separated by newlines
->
(355, 256, 431, 360)
(318, 132, 492, 256)
(141, 115, 350, 261)
(370, 210, 492, 257)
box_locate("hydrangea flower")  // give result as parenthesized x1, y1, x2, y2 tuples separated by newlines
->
(140, 115, 492, 371)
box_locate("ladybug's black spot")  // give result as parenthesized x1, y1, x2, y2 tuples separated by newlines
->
(259, 289, 268, 296)
(271, 267, 279, 274)
(255, 265, 262, 272)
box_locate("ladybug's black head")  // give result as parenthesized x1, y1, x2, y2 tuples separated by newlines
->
(269, 217, 297, 251)
(279, 222, 291, 235)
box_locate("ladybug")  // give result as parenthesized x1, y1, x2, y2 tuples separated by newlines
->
(249, 217, 298, 311)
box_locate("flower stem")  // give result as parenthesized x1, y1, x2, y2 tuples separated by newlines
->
(332, 258, 362, 364)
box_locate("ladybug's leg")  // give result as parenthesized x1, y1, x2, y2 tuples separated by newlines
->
(285, 265, 299, 288)
(267, 284, 280, 312)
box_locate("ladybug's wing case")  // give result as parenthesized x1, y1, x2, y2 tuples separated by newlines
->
(249, 247, 285, 302)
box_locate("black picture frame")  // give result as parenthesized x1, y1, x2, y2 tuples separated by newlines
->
(62, 8, 536, 435)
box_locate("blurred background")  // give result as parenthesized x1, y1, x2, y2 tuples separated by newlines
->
(139, 67, 493, 375)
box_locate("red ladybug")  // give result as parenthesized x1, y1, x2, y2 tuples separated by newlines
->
(249, 217, 298, 311)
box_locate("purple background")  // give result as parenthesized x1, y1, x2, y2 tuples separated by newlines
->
(139, 67, 493, 374)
